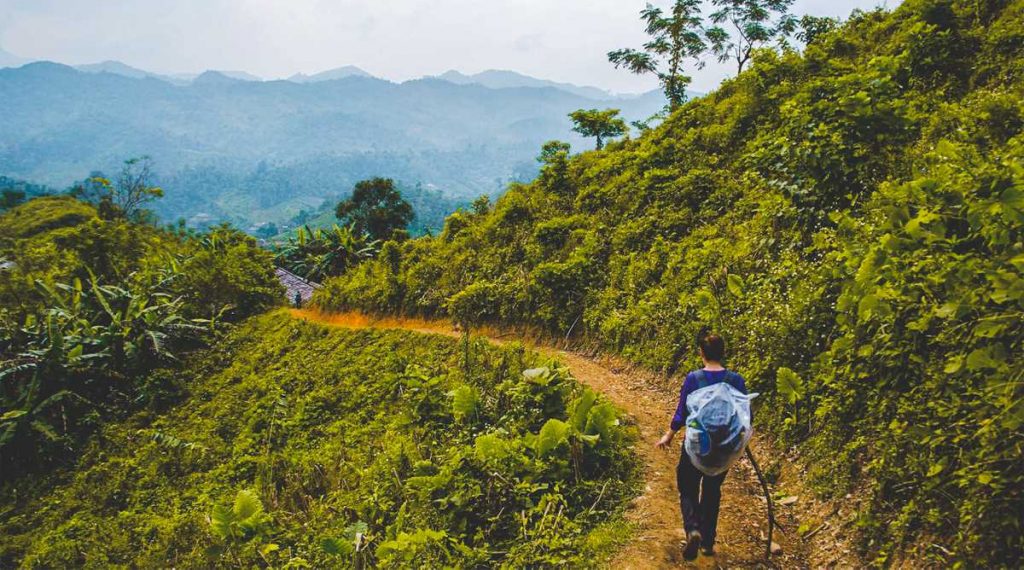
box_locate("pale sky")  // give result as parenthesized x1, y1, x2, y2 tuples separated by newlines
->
(0, 0, 897, 94)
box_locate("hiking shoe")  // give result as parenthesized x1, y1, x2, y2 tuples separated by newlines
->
(683, 530, 702, 561)
(701, 544, 715, 556)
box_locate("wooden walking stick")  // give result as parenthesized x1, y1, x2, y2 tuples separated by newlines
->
(745, 446, 780, 560)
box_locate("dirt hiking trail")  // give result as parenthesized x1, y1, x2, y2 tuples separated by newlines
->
(290, 309, 834, 569)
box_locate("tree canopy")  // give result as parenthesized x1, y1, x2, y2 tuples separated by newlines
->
(706, 0, 798, 73)
(334, 177, 415, 242)
(568, 108, 628, 150)
(608, 0, 707, 111)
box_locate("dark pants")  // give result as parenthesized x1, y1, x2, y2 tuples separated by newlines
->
(676, 449, 727, 547)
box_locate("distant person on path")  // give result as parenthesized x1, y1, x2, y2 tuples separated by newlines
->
(656, 332, 748, 560)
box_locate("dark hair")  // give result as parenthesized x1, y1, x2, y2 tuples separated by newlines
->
(699, 333, 725, 362)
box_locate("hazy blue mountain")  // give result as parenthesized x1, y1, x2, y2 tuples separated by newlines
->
(0, 61, 666, 230)
(288, 66, 373, 83)
(73, 61, 263, 84)
(436, 69, 612, 100)
(171, 69, 262, 82)
(76, 60, 168, 80)
(0, 48, 28, 69)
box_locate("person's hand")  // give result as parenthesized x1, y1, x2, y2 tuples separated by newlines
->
(656, 432, 674, 450)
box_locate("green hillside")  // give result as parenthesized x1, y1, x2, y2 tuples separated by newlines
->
(0, 311, 638, 568)
(0, 195, 283, 477)
(315, 0, 1024, 565)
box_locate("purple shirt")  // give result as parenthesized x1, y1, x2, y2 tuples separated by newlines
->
(670, 369, 748, 431)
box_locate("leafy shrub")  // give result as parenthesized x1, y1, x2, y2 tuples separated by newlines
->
(0, 197, 282, 475)
(0, 312, 639, 568)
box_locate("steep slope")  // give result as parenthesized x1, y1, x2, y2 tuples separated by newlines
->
(314, 1, 1024, 565)
(291, 309, 831, 568)
(0, 311, 640, 568)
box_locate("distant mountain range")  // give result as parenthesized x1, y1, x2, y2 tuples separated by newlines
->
(436, 69, 611, 100)
(0, 47, 682, 100)
(0, 60, 672, 231)
(288, 66, 373, 83)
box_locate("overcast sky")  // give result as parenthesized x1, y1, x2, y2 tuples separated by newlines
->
(0, 0, 897, 94)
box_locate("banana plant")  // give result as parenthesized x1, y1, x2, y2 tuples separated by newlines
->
(274, 224, 379, 280)
(0, 312, 97, 455)
(0, 272, 203, 465)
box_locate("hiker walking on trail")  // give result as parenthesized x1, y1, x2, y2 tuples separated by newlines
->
(656, 332, 751, 561)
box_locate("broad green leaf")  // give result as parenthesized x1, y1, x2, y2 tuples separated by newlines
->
(233, 489, 263, 520)
(584, 402, 619, 440)
(966, 347, 998, 371)
(777, 367, 804, 404)
(345, 521, 369, 541)
(569, 388, 597, 432)
(857, 294, 878, 320)
(448, 384, 479, 420)
(535, 419, 569, 455)
(522, 367, 551, 384)
(210, 504, 234, 539)
(260, 543, 280, 556)
(727, 274, 745, 297)
(474, 432, 511, 462)
(321, 537, 353, 556)
(974, 320, 1006, 339)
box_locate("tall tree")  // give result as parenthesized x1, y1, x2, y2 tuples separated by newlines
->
(568, 108, 628, 150)
(71, 156, 163, 220)
(705, 0, 798, 74)
(608, 0, 707, 112)
(335, 177, 414, 242)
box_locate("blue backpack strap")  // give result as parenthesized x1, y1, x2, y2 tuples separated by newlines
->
(722, 370, 739, 390)
(694, 369, 708, 390)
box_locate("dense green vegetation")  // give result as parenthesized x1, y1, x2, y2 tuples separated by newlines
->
(0, 195, 282, 476)
(159, 161, 473, 235)
(334, 178, 415, 242)
(316, 0, 1024, 565)
(0, 312, 638, 568)
(273, 224, 379, 281)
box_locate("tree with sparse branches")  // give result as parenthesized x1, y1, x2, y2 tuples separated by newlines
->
(608, 0, 707, 112)
(71, 156, 163, 220)
(705, 0, 798, 74)
(569, 108, 628, 150)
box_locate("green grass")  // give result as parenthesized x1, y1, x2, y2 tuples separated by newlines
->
(0, 311, 639, 568)
(0, 196, 97, 240)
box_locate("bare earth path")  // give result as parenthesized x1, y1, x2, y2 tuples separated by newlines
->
(289, 309, 812, 569)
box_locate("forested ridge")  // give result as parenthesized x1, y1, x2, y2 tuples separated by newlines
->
(316, 0, 1024, 565)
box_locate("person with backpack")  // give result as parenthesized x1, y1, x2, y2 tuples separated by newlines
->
(656, 332, 751, 560)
